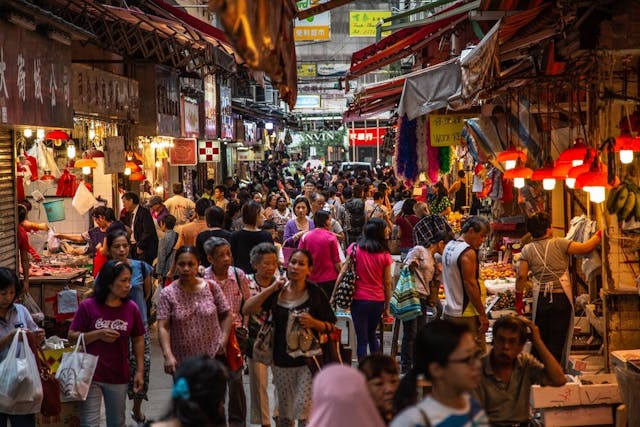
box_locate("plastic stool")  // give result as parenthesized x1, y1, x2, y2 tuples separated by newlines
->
(335, 312, 358, 362)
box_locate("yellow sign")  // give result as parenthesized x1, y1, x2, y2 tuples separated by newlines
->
(297, 64, 317, 78)
(429, 114, 474, 147)
(349, 11, 392, 37)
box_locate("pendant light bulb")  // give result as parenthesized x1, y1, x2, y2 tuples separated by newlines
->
(67, 144, 76, 159)
(572, 160, 583, 167)
(566, 177, 576, 189)
(505, 160, 517, 170)
(514, 177, 525, 189)
(620, 150, 634, 164)
(124, 167, 131, 176)
(584, 186, 606, 203)
(155, 160, 161, 168)
(543, 178, 556, 191)
(82, 166, 91, 175)
(23, 129, 32, 138)
(36, 129, 45, 140)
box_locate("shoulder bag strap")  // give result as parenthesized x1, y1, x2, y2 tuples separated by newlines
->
(417, 407, 432, 427)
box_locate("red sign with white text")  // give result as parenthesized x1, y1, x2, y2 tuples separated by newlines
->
(348, 128, 387, 146)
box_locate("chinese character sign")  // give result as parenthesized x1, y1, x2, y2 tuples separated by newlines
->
(169, 138, 197, 166)
(348, 128, 387, 146)
(0, 20, 72, 127)
(349, 11, 392, 37)
(429, 114, 474, 147)
(220, 85, 233, 140)
(295, 0, 331, 41)
(204, 75, 217, 138)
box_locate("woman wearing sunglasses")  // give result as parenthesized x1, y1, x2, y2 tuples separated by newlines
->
(391, 320, 489, 427)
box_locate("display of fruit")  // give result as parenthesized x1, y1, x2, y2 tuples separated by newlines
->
(480, 262, 516, 280)
(607, 180, 640, 221)
(492, 290, 516, 310)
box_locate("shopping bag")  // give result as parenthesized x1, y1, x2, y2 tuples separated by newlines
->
(252, 318, 274, 365)
(0, 330, 44, 414)
(55, 334, 98, 401)
(72, 182, 98, 215)
(334, 246, 358, 310)
(281, 238, 298, 267)
(21, 292, 45, 323)
(390, 267, 423, 321)
(27, 332, 61, 417)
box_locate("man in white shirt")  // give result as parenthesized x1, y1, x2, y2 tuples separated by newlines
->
(163, 182, 195, 228)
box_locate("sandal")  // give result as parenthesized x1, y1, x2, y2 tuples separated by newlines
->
(131, 410, 146, 424)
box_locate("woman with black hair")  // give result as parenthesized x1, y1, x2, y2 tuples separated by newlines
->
(230, 201, 274, 274)
(0, 267, 44, 427)
(68, 260, 146, 427)
(517, 212, 601, 368)
(337, 218, 393, 360)
(146, 356, 228, 427)
(243, 249, 336, 427)
(391, 320, 489, 427)
(429, 181, 451, 216)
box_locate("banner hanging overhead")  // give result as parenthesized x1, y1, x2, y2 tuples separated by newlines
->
(429, 114, 474, 147)
(295, 0, 331, 41)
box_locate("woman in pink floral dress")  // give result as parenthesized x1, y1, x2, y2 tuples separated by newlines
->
(157, 246, 232, 375)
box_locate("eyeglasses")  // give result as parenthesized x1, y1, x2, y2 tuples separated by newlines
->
(448, 350, 484, 366)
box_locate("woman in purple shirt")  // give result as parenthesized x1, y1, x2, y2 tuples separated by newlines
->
(69, 260, 146, 427)
(283, 197, 315, 246)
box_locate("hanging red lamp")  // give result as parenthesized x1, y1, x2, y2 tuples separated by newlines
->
(531, 158, 557, 190)
(558, 137, 588, 167)
(129, 171, 146, 181)
(503, 158, 533, 189)
(552, 161, 573, 181)
(74, 158, 98, 175)
(574, 158, 612, 203)
(565, 149, 595, 189)
(614, 135, 640, 164)
(124, 161, 139, 176)
(496, 144, 526, 170)
(45, 130, 70, 140)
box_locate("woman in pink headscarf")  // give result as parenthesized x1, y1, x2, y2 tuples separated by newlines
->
(307, 365, 386, 427)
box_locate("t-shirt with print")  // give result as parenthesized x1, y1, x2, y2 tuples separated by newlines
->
(390, 394, 489, 427)
(348, 243, 393, 302)
(156, 280, 230, 364)
(246, 274, 276, 358)
(70, 298, 145, 384)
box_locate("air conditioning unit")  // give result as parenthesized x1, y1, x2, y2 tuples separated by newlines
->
(253, 86, 265, 103)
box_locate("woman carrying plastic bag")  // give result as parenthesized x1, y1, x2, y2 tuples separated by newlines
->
(0, 267, 46, 427)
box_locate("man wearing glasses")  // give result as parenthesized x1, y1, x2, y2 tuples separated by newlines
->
(474, 316, 566, 426)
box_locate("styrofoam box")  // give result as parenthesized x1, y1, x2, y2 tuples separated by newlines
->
(578, 373, 622, 405)
(530, 376, 580, 408)
(541, 404, 614, 426)
(610, 349, 640, 368)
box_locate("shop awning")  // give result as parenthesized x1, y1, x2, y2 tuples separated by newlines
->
(346, 1, 470, 80)
(398, 58, 462, 120)
(343, 72, 412, 122)
(37, 0, 237, 75)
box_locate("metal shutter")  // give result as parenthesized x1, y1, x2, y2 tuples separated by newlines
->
(0, 129, 16, 269)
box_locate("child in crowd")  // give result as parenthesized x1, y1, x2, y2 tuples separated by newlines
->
(155, 215, 178, 286)
(261, 220, 283, 266)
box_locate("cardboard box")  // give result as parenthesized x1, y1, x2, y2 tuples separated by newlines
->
(36, 401, 80, 427)
(541, 404, 614, 426)
(578, 373, 622, 405)
(530, 376, 580, 408)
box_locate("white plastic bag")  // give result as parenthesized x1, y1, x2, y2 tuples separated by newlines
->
(21, 293, 45, 323)
(0, 330, 44, 414)
(47, 229, 61, 253)
(55, 333, 98, 401)
(71, 183, 98, 215)
(57, 288, 78, 315)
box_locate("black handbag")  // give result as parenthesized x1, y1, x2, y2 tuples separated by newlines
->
(334, 246, 357, 310)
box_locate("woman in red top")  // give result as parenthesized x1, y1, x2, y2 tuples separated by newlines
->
(394, 199, 420, 261)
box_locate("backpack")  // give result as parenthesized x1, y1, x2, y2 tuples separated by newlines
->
(344, 198, 365, 235)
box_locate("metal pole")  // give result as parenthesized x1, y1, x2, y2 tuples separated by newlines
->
(351, 121, 355, 162)
(376, 118, 380, 163)
(363, 119, 367, 163)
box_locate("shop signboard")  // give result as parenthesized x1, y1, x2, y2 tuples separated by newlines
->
(72, 64, 139, 121)
(198, 139, 220, 163)
(294, 95, 321, 109)
(295, 0, 331, 41)
(156, 67, 180, 137)
(103, 136, 125, 174)
(317, 63, 349, 77)
(220, 85, 233, 140)
(349, 11, 392, 37)
(169, 138, 197, 165)
(0, 20, 73, 127)
(348, 128, 387, 147)
(182, 96, 199, 138)
(204, 74, 217, 138)
(297, 64, 317, 78)
(429, 114, 474, 147)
